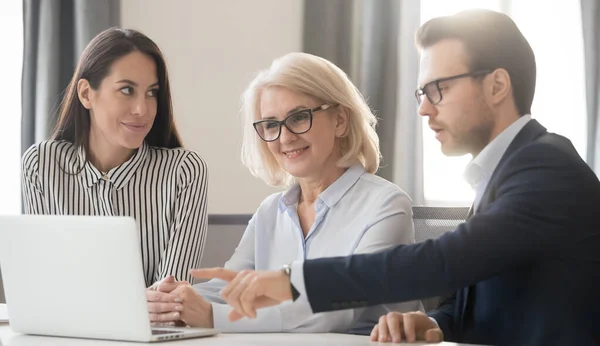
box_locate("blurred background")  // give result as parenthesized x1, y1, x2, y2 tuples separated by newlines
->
(0, 0, 598, 215)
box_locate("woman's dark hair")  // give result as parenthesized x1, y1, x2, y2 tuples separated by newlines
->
(416, 9, 536, 116)
(52, 27, 182, 154)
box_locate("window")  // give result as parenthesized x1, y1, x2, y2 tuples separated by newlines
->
(0, 2, 23, 214)
(420, 0, 587, 205)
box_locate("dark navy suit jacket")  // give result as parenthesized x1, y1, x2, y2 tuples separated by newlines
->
(302, 120, 600, 345)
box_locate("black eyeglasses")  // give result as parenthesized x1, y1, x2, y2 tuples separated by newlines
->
(253, 104, 335, 142)
(415, 70, 492, 105)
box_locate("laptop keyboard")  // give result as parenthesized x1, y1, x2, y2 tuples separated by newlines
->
(152, 329, 184, 335)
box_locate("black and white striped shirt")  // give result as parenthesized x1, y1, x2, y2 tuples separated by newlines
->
(21, 140, 209, 286)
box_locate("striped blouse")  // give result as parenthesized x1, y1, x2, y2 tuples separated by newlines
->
(21, 140, 209, 287)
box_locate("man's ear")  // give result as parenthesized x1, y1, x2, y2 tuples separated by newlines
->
(487, 68, 511, 106)
(77, 79, 93, 109)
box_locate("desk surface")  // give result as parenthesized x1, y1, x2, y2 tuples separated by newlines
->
(0, 325, 486, 346)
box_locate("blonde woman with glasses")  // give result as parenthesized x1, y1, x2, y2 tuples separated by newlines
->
(146, 52, 422, 333)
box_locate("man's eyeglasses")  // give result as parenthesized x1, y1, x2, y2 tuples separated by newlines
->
(415, 70, 492, 105)
(253, 104, 335, 142)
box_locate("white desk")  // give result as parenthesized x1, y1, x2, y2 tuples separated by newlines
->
(0, 324, 485, 346)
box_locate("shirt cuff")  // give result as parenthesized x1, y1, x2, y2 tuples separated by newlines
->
(211, 302, 282, 332)
(290, 261, 308, 305)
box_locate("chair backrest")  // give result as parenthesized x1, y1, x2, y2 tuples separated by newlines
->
(412, 206, 470, 311)
(0, 267, 4, 303)
(201, 214, 251, 269)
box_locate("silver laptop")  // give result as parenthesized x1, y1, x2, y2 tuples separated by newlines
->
(0, 215, 219, 342)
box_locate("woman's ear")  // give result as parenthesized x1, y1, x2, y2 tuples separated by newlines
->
(77, 79, 92, 109)
(334, 106, 350, 137)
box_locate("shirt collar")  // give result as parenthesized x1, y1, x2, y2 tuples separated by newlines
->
(279, 163, 366, 211)
(78, 142, 149, 189)
(464, 114, 532, 188)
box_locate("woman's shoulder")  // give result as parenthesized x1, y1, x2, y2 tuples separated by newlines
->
(246, 190, 287, 232)
(356, 172, 411, 200)
(22, 140, 79, 180)
(147, 146, 207, 171)
(253, 190, 287, 215)
(23, 140, 78, 167)
(147, 146, 205, 162)
(343, 172, 413, 222)
(24, 140, 76, 158)
(147, 147, 208, 187)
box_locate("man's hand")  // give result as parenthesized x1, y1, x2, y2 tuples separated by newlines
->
(370, 311, 443, 343)
(190, 268, 292, 321)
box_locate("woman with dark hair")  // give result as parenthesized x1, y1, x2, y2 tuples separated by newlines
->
(21, 28, 208, 286)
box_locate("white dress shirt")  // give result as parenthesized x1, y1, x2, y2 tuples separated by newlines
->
(21, 140, 209, 286)
(463, 114, 532, 212)
(194, 164, 422, 332)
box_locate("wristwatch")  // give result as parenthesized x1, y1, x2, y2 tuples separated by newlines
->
(281, 264, 300, 301)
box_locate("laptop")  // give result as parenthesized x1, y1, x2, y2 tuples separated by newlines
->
(0, 215, 219, 342)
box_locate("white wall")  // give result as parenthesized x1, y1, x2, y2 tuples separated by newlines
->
(120, 0, 304, 214)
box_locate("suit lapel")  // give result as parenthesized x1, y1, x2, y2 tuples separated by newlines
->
(466, 203, 474, 219)
(474, 119, 547, 213)
(459, 205, 474, 333)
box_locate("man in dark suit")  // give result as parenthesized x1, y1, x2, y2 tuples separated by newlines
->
(192, 9, 600, 346)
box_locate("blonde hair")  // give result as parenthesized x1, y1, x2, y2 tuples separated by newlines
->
(240, 52, 380, 187)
